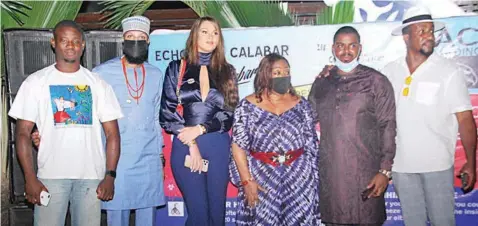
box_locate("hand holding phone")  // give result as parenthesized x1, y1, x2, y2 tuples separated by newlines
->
(461, 173, 469, 190)
(39, 190, 51, 206)
(184, 155, 209, 172)
(361, 185, 375, 201)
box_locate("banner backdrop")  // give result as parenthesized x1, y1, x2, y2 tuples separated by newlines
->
(149, 16, 478, 225)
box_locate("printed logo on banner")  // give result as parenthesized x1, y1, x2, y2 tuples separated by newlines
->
(236, 65, 258, 85)
(458, 63, 478, 90)
(355, 0, 414, 22)
(168, 201, 184, 217)
(316, 43, 329, 52)
(436, 27, 478, 58)
(229, 45, 289, 59)
(315, 37, 334, 65)
(293, 84, 312, 97)
(435, 25, 478, 91)
(232, 44, 291, 86)
(155, 49, 185, 61)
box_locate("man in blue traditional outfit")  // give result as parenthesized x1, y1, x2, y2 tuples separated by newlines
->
(93, 16, 165, 226)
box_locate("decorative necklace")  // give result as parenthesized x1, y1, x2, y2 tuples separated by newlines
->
(121, 57, 145, 104)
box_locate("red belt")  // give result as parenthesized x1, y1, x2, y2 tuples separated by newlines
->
(250, 148, 304, 167)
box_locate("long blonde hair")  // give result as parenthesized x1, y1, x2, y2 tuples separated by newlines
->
(183, 16, 238, 110)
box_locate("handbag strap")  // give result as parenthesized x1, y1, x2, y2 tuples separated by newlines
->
(176, 59, 187, 104)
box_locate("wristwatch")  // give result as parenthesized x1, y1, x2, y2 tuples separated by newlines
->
(379, 169, 392, 179)
(105, 170, 116, 178)
(198, 124, 207, 135)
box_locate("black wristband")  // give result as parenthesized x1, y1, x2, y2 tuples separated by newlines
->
(105, 170, 116, 178)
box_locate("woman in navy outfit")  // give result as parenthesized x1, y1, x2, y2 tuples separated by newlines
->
(159, 16, 239, 226)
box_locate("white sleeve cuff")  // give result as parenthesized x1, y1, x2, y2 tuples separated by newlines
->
(7, 112, 36, 123)
(99, 113, 124, 123)
(452, 105, 473, 114)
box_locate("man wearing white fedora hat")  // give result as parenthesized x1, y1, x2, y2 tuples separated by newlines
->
(382, 6, 476, 226)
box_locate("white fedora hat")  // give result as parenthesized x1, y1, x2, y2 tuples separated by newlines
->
(391, 6, 445, 36)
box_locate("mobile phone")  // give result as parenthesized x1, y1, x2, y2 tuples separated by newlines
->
(361, 185, 374, 201)
(461, 173, 469, 189)
(40, 190, 51, 206)
(184, 155, 209, 172)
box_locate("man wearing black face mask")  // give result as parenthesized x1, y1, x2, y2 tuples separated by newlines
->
(91, 16, 165, 226)
(308, 26, 397, 226)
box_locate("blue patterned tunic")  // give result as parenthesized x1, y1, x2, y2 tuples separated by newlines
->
(230, 97, 320, 226)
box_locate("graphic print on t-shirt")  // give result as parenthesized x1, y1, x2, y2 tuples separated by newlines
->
(49, 85, 92, 126)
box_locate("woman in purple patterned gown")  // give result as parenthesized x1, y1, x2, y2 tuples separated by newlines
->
(230, 53, 320, 226)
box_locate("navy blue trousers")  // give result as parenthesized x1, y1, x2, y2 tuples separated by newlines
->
(171, 132, 230, 226)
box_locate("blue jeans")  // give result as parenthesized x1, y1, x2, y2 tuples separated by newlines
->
(171, 132, 230, 226)
(392, 167, 455, 226)
(34, 179, 101, 226)
(106, 207, 156, 226)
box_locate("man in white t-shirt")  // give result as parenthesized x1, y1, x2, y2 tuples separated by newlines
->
(382, 7, 476, 226)
(8, 20, 123, 226)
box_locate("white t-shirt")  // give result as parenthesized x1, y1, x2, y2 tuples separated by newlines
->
(382, 53, 472, 173)
(8, 65, 123, 179)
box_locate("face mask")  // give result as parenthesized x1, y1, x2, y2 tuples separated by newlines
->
(333, 52, 359, 73)
(271, 76, 291, 95)
(123, 40, 148, 64)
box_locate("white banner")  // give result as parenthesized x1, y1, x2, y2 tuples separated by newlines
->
(149, 16, 478, 226)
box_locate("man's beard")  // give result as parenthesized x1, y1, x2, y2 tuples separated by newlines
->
(124, 52, 148, 64)
(419, 48, 433, 57)
(63, 58, 77, 63)
(419, 40, 434, 57)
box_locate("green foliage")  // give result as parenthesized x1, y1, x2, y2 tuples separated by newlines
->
(99, 0, 294, 29)
(316, 0, 355, 25)
(183, 0, 294, 28)
(98, 0, 355, 29)
(0, 1, 31, 26)
(1, 0, 82, 29)
(99, 0, 155, 29)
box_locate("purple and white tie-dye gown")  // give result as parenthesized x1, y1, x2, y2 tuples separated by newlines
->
(230, 97, 320, 226)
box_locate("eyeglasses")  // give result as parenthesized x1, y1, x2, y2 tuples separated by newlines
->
(402, 76, 412, 96)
